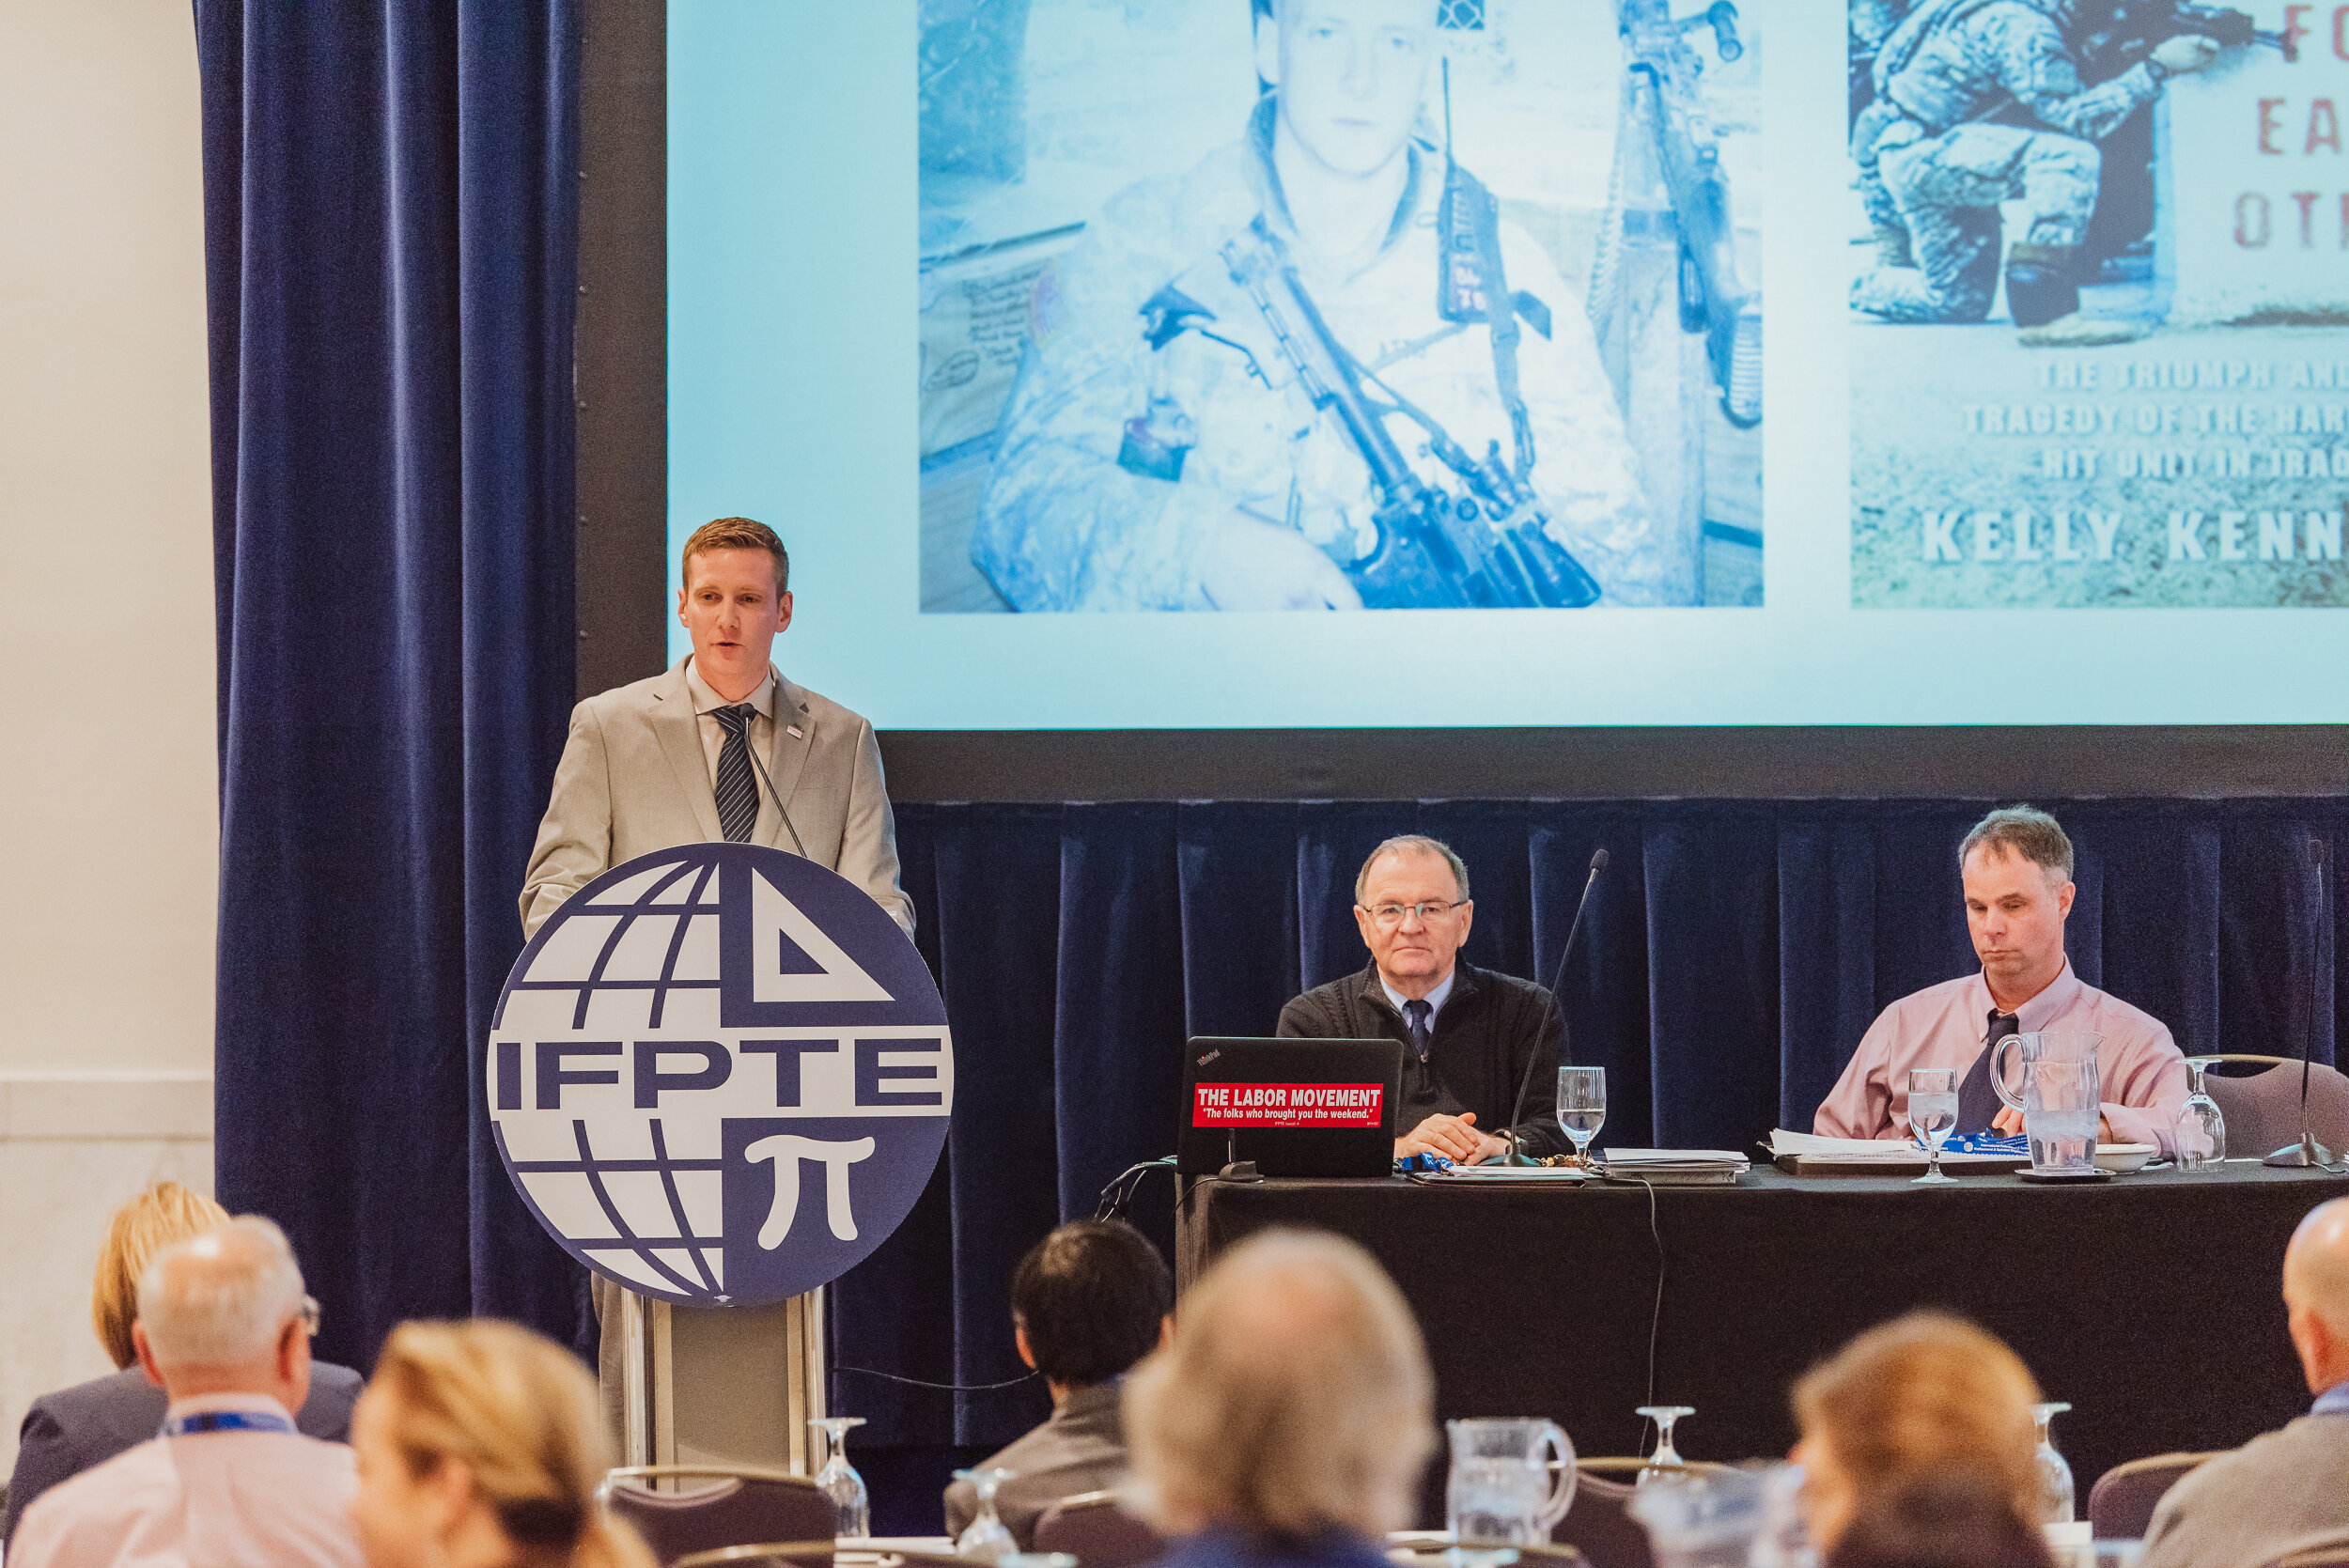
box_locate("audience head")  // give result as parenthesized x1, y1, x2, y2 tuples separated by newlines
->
(1127, 1228, 1432, 1541)
(1011, 1219, 1174, 1391)
(1956, 807, 2076, 994)
(132, 1215, 314, 1410)
(1827, 1474, 2056, 1568)
(350, 1318, 653, 1568)
(2282, 1197, 2349, 1394)
(1792, 1312, 2043, 1552)
(1353, 834, 1475, 990)
(92, 1180, 229, 1369)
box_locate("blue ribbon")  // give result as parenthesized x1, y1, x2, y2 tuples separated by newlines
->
(162, 1409, 297, 1438)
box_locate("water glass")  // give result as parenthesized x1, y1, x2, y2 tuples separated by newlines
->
(1907, 1067, 1959, 1185)
(810, 1415, 869, 1537)
(2031, 1402, 2076, 1525)
(1635, 1405, 1696, 1486)
(955, 1467, 1018, 1562)
(2175, 1057, 2227, 1171)
(1559, 1066, 1607, 1166)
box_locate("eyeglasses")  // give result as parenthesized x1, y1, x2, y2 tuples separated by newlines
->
(299, 1296, 321, 1337)
(1360, 900, 1467, 926)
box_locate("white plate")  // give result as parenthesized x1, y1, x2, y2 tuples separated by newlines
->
(2092, 1142, 2156, 1173)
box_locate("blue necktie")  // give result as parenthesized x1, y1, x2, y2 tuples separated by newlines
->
(1404, 999, 1433, 1063)
(711, 705, 759, 844)
(1956, 1007, 2019, 1134)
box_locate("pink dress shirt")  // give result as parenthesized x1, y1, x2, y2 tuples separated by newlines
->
(8, 1392, 363, 1568)
(1812, 960, 2190, 1155)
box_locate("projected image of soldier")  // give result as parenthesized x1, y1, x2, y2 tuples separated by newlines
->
(1850, 0, 2223, 346)
(969, 0, 1663, 612)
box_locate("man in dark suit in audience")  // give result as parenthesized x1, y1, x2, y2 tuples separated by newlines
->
(942, 1219, 1173, 1546)
(2141, 1197, 2349, 1568)
(1280, 835, 1565, 1165)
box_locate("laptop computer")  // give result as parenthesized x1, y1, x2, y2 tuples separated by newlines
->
(1176, 1036, 1405, 1178)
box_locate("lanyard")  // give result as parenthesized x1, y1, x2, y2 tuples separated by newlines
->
(162, 1409, 297, 1438)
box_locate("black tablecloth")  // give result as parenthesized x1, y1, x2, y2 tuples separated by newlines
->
(1176, 1164, 2349, 1522)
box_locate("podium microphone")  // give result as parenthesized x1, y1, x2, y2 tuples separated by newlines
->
(744, 737, 809, 859)
(2266, 837, 2336, 1168)
(1501, 847, 1609, 1167)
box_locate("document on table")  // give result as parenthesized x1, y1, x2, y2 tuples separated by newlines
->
(1768, 1129, 2018, 1166)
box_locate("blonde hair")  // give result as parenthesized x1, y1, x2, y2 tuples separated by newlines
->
(1127, 1229, 1433, 1540)
(92, 1182, 229, 1370)
(372, 1319, 654, 1568)
(1793, 1312, 2044, 1529)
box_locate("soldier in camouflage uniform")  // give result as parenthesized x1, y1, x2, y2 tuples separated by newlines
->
(971, 0, 1659, 612)
(1850, 0, 2215, 340)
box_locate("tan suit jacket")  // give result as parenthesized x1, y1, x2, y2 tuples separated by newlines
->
(520, 658, 912, 939)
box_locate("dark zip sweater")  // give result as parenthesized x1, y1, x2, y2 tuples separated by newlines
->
(1275, 958, 1568, 1157)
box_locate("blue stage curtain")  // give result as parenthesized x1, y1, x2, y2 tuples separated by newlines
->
(199, 0, 584, 1369)
(848, 797, 2346, 1463)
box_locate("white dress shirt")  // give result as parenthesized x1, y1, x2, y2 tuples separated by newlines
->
(8, 1391, 364, 1568)
(683, 658, 780, 784)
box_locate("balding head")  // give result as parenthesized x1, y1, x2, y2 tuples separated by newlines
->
(132, 1216, 313, 1407)
(1126, 1230, 1432, 1540)
(2283, 1199, 2349, 1394)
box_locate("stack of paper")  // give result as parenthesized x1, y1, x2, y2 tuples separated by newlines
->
(1600, 1148, 1751, 1185)
(1767, 1129, 2019, 1166)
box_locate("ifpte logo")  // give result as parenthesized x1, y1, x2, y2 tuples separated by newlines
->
(488, 844, 952, 1307)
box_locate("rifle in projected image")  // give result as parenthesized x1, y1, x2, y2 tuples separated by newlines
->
(1210, 218, 1603, 611)
(2073, 0, 2296, 74)
(1618, 0, 1762, 428)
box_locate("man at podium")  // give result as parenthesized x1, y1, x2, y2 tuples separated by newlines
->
(1280, 836, 1565, 1164)
(518, 515, 913, 1430)
(520, 515, 911, 937)
(1814, 806, 2187, 1153)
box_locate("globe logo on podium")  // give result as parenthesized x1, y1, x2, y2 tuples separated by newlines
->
(487, 843, 952, 1307)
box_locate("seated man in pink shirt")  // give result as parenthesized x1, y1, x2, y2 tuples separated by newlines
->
(1814, 805, 2188, 1154)
(10, 1216, 363, 1568)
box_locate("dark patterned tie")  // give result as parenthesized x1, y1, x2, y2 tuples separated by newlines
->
(711, 705, 759, 844)
(1956, 1007, 2021, 1134)
(1404, 1000, 1433, 1063)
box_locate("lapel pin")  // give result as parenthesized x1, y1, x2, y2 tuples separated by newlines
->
(786, 724, 803, 739)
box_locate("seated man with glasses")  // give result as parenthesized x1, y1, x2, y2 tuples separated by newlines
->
(1279, 835, 1565, 1165)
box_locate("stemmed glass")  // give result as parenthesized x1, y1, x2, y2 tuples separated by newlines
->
(809, 1416, 869, 1538)
(954, 1467, 1018, 1562)
(1907, 1067, 1960, 1185)
(2176, 1058, 2227, 1171)
(2030, 1403, 2076, 1524)
(1634, 1405, 1695, 1485)
(1559, 1066, 1607, 1167)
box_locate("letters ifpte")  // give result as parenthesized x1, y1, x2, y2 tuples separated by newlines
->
(492, 1037, 946, 1111)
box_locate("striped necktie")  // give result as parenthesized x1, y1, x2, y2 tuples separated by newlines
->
(711, 704, 760, 844)
(1404, 999, 1433, 1063)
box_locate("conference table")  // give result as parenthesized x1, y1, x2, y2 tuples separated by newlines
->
(1175, 1162, 2349, 1524)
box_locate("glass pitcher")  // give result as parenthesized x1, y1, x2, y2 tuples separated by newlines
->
(1992, 1031, 2104, 1175)
(1445, 1418, 1576, 1545)
(1627, 1462, 1809, 1568)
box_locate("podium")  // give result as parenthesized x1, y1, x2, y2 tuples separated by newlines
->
(614, 1286, 832, 1474)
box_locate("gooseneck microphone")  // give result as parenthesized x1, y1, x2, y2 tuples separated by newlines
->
(743, 729, 809, 859)
(2266, 837, 2335, 1168)
(1501, 847, 1610, 1167)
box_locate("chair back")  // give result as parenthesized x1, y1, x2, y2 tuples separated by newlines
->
(2199, 1057, 2349, 1157)
(1553, 1466, 1654, 1568)
(1034, 1489, 1165, 1568)
(603, 1467, 836, 1567)
(2085, 1452, 2215, 1541)
(2267, 1534, 2349, 1568)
